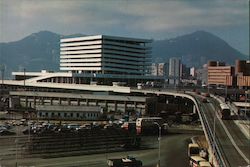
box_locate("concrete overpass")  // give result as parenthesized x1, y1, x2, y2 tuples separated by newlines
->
(131, 88, 250, 167)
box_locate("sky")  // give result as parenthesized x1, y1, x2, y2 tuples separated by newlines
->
(0, 0, 249, 55)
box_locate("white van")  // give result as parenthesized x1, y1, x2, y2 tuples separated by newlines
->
(198, 161, 212, 167)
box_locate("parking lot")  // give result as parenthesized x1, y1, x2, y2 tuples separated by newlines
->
(0, 113, 195, 167)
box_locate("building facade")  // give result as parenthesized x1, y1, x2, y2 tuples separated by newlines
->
(151, 63, 169, 77)
(60, 35, 152, 76)
(169, 57, 181, 85)
(169, 57, 181, 78)
(236, 60, 250, 87)
(207, 61, 234, 86)
(36, 105, 102, 120)
(9, 35, 164, 86)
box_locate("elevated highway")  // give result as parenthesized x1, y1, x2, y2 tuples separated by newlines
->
(2, 80, 249, 166)
(131, 88, 250, 167)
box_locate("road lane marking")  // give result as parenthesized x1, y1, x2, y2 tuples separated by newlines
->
(216, 107, 250, 164)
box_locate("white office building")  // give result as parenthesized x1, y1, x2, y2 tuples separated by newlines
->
(6, 35, 164, 87)
(60, 35, 152, 76)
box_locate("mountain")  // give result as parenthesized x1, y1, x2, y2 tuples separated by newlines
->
(152, 30, 246, 67)
(0, 31, 61, 77)
(0, 30, 247, 78)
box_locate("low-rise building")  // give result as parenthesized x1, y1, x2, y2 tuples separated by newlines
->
(36, 105, 102, 120)
(207, 61, 235, 86)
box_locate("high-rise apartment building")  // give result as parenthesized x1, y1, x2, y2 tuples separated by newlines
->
(169, 57, 181, 78)
(151, 63, 158, 76)
(151, 63, 169, 77)
(158, 63, 169, 77)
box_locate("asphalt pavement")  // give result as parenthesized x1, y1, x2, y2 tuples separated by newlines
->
(0, 134, 194, 167)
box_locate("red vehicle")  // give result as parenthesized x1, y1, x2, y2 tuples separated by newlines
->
(136, 117, 163, 135)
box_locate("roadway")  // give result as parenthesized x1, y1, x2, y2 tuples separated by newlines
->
(195, 95, 249, 167)
(132, 88, 250, 166)
(0, 134, 194, 167)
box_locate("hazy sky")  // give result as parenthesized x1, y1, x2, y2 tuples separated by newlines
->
(0, 0, 249, 55)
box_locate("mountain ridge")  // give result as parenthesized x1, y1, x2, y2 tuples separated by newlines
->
(0, 30, 247, 77)
(152, 30, 246, 67)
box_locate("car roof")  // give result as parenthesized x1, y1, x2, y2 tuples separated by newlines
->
(189, 143, 199, 147)
(190, 156, 206, 161)
(199, 161, 212, 167)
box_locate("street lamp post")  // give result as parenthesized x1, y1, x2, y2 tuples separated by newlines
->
(15, 130, 19, 167)
(154, 122, 161, 167)
(213, 111, 216, 162)
(0, 64, 5, 97)
(23, 68, 26, 90)
(245, 90, 249, 117)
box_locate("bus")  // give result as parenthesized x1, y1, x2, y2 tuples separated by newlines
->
(136, 117, 164, 135)
(219, 103, 231, 120)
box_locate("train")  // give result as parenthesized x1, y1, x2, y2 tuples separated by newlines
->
(218, 103, 231, 120)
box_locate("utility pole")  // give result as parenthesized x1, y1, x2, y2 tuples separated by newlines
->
(23, 68, 26, 90)
(154, 122, 161, 167)
(0, 64, 5, 97)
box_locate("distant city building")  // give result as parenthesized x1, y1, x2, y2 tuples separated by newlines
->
(207, 61, 234, 86)
(169, 57, 181, 77)
(181, 64, 190, 79)
(169, 57, 181, 85)
(196, 65, 207, 86)
(158, 63, 169, 77)
(151, 63, 169, 77)
(151, 63, 158, 76)
(190, 67, 196, 77)
(206, 60, 250, 88)
(235, 60, 250, 87)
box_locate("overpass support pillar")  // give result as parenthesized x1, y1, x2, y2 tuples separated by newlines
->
(67, 99, 71, 105)
(50, 98, 53, 105)
(33, 97, 36, 107)
(166, 99, 169, 104)
(114, 101, 117, 112)
(59, 98, 62, 105)
(193, 105, 197, 113)
(105, 100, 108, 110)
(41, 97, 44, 105)
(86, 99, 89, 106)
(124, 101, 127, 112)
(77, 99, 80, 106)
(25, 96, 28, 108)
